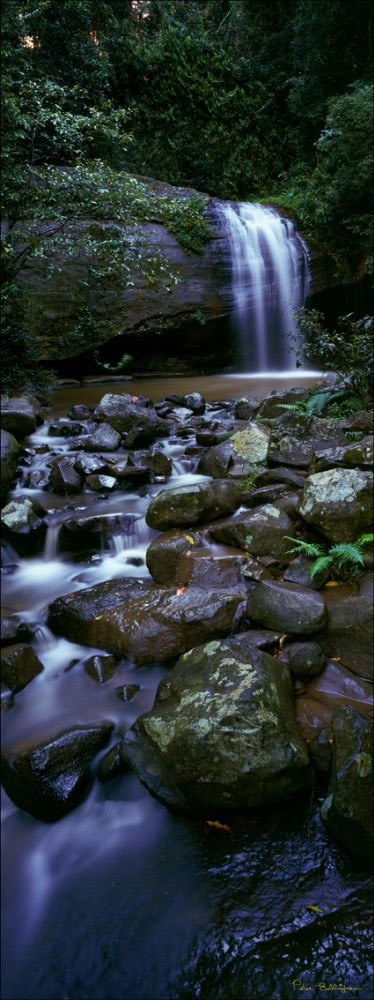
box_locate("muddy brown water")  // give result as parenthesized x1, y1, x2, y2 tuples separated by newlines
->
(1, 373, 373, 1000)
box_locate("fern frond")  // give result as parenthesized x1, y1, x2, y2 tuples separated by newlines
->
(277, 403, 306, 413)
(310, 555, 333, 579)
(284, 536, 325, 558)
(330, 543, 365, 568)
(356, 533, 374, 546)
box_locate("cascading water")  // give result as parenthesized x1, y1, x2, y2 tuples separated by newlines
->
(219, 202, 311, 373)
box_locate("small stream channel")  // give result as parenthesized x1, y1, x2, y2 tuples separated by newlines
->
(1, 374, 373, 1000)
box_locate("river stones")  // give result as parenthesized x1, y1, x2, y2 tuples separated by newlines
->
(60, 512, 140, 553)
(198, 423, 270, 477)
(1, 496, 47, 554)
(294, 660, 373, 748)
(1, 643, 44, 693)
(319, 573, 373, 678)
(298, 468, 373, 542)
(94, 393, 169, 443)
(321, 706, 373, 863)
(48, 419, 86, 437)
(246, 580, 327, 634)
(175, 548, 248, 589)
(208, 504, 293, 562)
(234, 397, 257, 420)
(122, 638, 312, 815)
(1, 430, 20, 505)
(277, 641, 326, 677)
(49, 583, 245, 664)
(145, 480, 240, 530)
(0, 395, 41, 438)
(83, 654, 118, 684)
(83, 422, 121, 451)
(146, 528, 202, 583)
(1, 722, 113, 822)
(1, 610, 34, 647)
(48, 457, 83, 493)
(183, 392, 205, 414)
(256, 388, 308, 419)
(311, 436, 374, 472)
(97, 743, 130, 782)
(85, 474, 117, 491)
(48, 578, 154, 647)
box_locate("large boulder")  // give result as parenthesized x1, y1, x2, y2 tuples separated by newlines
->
(0, 395, 41, 438)
(175, 548, 248, 589)
(48, 578, 153, 647)
(48, 457, 83, 494)
(321, 706, 373, 863)
(1, 430, 20, 506)
(1, 722, 113, 822)
(94, 394, 169, 444)
(246, 579, 327, 634)
(145, 480, 240, 530)
(122, 637, 312, 815)
(320, 573, 373, 678)
(208, 504, 293, 563)
(83, 423, 121, 451)
(49, 583, 245, 664)
(311, 436, 374, 472)
(298, 468, 373, 542)
(198, 423, 270, 478)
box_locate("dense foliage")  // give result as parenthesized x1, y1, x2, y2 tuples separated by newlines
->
(1, 0, 373, 391)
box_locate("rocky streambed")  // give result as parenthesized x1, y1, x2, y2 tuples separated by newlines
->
(1, 382, 373, 1000)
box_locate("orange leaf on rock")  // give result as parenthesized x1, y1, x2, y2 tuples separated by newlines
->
(206, 820, 231, 832)
(279, 634, 288, 650)
(176, 586, 186, 595)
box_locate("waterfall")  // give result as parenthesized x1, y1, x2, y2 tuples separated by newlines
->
(219, 202, 311, 373)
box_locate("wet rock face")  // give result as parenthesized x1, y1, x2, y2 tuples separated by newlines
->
(298, 468, 373, 542)
(48, 457, 83, 494)
(1, 496, 47, 554)
(123, 639, 312, 815)
(1, 430, 20, 506)
(1, 643, 44, 693)
(83, 654, 118, 684)
(321, 706, 373, 862)
(83, 423, 121, 451)
(1, 722, 113, 822)
(49, 583, 245, 664)
(0, 396, 41, 438)
(145, 480, 241, 530)
(146, 528, 202, 584)
(246, 580, 327, 634)
(320, 573, 373, 678)
(175, 548, 248, 589)
(48, 578, 154, 647)
(278, 641, 326, 677)
(294, 660, 373, 750)
(311, 436, 374, 472)
(208, 504, 293, 563)
(1, 611, 34, 647)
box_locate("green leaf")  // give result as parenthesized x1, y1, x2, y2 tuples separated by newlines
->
(310, 555, 333, 579)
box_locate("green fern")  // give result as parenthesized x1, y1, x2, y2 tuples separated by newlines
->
(329, 542, 365, 568)
(356, 533, 374, 546)
(284, 536, 324, 558)
(277, 402, 307, 413)
(310, 555, 333, 580)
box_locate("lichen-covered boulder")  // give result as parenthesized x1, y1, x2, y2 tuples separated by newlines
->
(208, 504, 293, 563)
(246, 579, 327, 634)
(122, 638, 312, 815)
(146, 528, 202, 583)
(321, 706, 373, 862)
(1, 496, 47, 554)
(298, 468, 373, 542)
(145, 480, 240, 530)
(1, 430, 20, 506)
(1, 643, 43, 693)
(198, 423, 270, 478)
(311, 436, 374, 472)
(1, 722, 113, 822)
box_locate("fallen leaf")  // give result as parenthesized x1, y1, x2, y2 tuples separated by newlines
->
(279, 634, 288, 650)
(306, 904, 324, 913)
(185, 535, 195, 544)
(324, 581, 339, 587)
(176, 586, 186, 595)
(330, 657, 341, 662)
(206, 820, 231, 832)
(94, 615, 103, 620)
